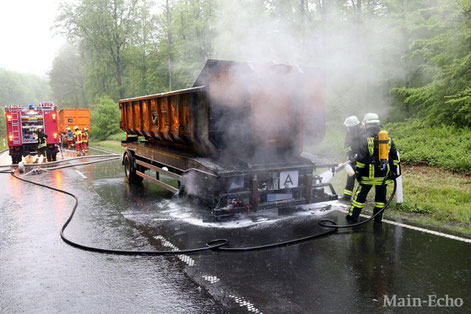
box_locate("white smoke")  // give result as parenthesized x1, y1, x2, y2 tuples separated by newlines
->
(211, 0, 407, 121)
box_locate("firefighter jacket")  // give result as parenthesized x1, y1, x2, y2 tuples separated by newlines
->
(67, 130, 73, 140)
(74, 130, 83, 144)
(82, 132, 88, 142)
(37, 131, 48, 149)
(344, 124, 364, 160)
(355, 128, 400, 185)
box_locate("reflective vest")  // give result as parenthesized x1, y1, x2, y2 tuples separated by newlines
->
(37, 131, 47, 149)
(82, 132, 88, 142)
(74, 131, 83, 143)
(67, 130, 73, 140)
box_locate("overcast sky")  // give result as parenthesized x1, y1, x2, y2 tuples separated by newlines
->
(0, 0, 65, 77)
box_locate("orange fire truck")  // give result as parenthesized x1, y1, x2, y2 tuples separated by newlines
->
(5, 102, 60, 164)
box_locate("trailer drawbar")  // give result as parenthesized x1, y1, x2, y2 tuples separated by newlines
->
(1, 157, 396, 255)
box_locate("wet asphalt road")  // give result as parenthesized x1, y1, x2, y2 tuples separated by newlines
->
(0, 149, 470, 313)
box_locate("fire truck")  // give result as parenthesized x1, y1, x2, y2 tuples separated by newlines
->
(5, 102, 60, 164)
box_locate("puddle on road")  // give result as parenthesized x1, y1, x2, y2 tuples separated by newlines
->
(151, 199, 343, 229)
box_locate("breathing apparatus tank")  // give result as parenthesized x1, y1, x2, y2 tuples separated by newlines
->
(378, 130, 389, 171)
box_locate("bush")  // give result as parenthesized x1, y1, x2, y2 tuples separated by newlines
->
(90, 96, 120, 141)
(386, 119, 471, 172)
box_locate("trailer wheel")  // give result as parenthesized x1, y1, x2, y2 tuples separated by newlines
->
(124, 152, 143, 184)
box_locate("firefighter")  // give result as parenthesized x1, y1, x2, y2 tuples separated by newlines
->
(66, 127, 74, 149)
(346, 113, 400, 223)
(36, 127, 48, 159)
(82, 127, 88, 152)
(341, 115, 363, 201)
(73, 126, 84, 156)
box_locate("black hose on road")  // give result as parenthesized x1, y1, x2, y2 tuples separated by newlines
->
(3, 160, 397, 255)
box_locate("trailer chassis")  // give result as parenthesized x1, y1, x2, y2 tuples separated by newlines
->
(122, 139, 338, 215)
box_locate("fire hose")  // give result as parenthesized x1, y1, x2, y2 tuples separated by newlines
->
(2, 158, 396, 255)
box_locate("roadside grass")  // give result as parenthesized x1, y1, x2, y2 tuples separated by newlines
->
(388, 166, 471, 234)
(386, 120, 471, 172)
(89, 139, 125, 154)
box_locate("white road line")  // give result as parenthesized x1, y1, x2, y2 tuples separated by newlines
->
(202, 275, 220, 284)
(337, 208, 471, 244)
(229, 294, 263, 313)
(75, 169, 87, 179)
(154, 235, 195, 266)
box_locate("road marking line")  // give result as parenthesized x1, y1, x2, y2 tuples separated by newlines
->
(229, 294, 262, 313)
(75, 170, 87, 179)
(336, 208, 471, 244)
(154, 235, 195, 266)
(202, 275, 220, 284)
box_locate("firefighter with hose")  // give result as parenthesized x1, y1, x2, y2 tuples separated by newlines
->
(36, 127, 48, 159)
(73, 126, 84, 156)
(341, 115, 363, 201)
(346, 113, 400, 223)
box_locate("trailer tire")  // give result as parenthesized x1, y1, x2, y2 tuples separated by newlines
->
(124, 152, 143, 184)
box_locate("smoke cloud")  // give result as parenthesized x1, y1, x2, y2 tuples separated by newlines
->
(211, 0, 407, 122)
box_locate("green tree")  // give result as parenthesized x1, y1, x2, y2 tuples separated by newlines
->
(49, 43, 88, 108)
(389, 0, 471, 127)
(90, 96, 121, 140)
(57, 0, 142, 100)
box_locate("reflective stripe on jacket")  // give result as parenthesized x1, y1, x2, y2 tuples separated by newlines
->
(355, 128, 399, 185)
(74, 131, 83, 143)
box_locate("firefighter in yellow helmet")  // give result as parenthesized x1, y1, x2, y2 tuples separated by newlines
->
(346, 113, 400, 223)
(73, 126, 84, 156)
(82, 127, 88, 152)
(66, 127, 74, 149)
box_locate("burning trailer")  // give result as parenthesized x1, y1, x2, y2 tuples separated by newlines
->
(120, 59, 337, 214)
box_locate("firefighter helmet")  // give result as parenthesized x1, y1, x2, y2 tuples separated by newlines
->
(67, 127, 71, 131)
(84, 128, 88, 131)
(343, 116, 360, 127)
(363, 113, 380, 127)
(74, 126, 79, 130)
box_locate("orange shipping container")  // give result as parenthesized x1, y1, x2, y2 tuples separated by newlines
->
(58, 108, 90, 133)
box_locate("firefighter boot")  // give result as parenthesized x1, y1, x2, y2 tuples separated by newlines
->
(373, 207, 384, 223)
(346, 206, 361, 222)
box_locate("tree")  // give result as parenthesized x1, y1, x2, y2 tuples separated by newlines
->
(57, 0, 142, 100)
(389, 0, 471, 126)
(49, 43, 88, 108)
(89, 96, 121, 140)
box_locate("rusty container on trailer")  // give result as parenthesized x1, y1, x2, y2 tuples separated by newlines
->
(58, 108, 91, 133)
(119, 59, 325, 160)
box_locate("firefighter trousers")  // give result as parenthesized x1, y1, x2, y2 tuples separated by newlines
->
(348, 183, 387, 222)
(343, 175, 356, 199)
